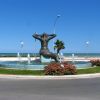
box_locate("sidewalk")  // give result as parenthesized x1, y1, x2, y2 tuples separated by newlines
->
(0, 73, 100, 80)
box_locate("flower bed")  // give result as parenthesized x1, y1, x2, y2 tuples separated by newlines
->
(90, 59, 100, 66)
(44, 61, 77, 75)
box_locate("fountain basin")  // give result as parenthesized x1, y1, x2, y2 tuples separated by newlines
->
(0, 61, 91, 70)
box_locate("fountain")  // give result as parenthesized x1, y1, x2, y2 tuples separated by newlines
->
(58, 52, 64, 67)
(0, 33, 92, 70)
(72, 53, 75, 63)
(58, 52, 63, 63)
(17, 52, 21, 62)
(27, 53, 31, 64)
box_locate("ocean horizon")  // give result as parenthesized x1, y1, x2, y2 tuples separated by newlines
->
(0, 53, 100, 57)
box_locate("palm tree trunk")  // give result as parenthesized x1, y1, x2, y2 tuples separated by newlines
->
(57, 49, 60, 54)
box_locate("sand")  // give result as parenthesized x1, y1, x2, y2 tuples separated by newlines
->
(0, 56, 100, 62)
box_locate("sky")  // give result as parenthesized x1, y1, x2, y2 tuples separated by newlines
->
(0, 0, 100, 53)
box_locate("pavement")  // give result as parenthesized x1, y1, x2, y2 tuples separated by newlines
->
(0, 73, 100, 80)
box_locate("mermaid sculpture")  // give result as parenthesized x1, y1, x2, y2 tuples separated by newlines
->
(32, 32, 58, 62)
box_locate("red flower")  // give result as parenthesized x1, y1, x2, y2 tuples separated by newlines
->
(44, 61, 76, 75)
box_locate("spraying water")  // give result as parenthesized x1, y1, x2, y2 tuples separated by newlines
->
(27, 53, 31, 64)
(72, 53, 75, 63)
(17, 52, 21, 62)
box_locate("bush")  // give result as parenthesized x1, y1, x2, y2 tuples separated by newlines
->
(90, 59, 100, 66)
(62, 62, 77, 75)
(44, 62, 77, 75)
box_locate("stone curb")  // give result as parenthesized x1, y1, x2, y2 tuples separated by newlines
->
(0, 73, 100, 80)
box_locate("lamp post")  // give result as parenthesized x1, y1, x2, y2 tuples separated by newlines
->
(85, 41, 90, 58)
(20, 41, 24, 49)
(53, 15, 60, 52)
(53, 15, 61, 34)
(20, 41, 24, 57)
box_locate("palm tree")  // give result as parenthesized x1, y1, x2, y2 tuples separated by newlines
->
(54, 39, 65, 54)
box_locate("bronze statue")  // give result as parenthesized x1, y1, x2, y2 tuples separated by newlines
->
(32, 32, 58, 62)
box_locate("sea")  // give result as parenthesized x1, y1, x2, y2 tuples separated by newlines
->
(0, 53, 100, 57)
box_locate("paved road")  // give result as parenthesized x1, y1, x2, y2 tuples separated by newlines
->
(0, 78, 100, 100)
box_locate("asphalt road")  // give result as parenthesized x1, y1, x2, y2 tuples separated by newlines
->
(0, 78, 100, 100)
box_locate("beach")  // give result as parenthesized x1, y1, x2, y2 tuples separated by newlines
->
(0, 57, 37, 61)
(0, 56, 100, 62)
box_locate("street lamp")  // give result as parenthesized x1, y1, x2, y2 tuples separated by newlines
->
(20, 41, 24, 57)
(20, 41, 24, 49)
(85, 41, 90, 58)
(53, 15, 61, 34)
(53, 15, 61, 52)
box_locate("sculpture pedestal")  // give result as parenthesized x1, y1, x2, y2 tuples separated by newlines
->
(40, 55, 52, 63)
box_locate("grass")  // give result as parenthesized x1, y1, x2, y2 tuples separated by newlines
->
(77, 66, 100, 74)
(0, 66, 100, 75)
(0, 68, 44, 75)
